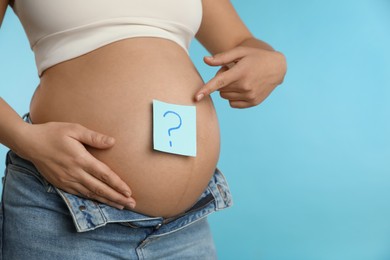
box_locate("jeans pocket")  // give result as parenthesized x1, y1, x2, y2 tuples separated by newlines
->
(7, 164, 56, 194)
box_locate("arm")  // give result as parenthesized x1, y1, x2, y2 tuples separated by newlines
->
(0, 0, 8, 28)
(196, 0, 271, 54)
(0, 2, 32, 152)
(0, 100, 136, 209)
(0, 0, 24, 151)
(195, 0, 287, 108)
(0, 4, 135, 209)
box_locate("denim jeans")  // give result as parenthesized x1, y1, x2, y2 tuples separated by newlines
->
(0, 113, 233, 259)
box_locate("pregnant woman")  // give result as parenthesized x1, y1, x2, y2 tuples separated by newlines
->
(0, 0, 286, 259)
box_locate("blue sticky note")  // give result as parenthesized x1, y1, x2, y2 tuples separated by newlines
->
(153, 99, 196, 157)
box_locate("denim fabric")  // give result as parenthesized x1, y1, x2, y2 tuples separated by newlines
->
(0, 113, 233, 259)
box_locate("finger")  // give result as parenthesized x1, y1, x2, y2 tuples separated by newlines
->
(229, 100, 251, 109)
(203, 47, 248, 67)
(215, 65, 229, 76)
(80, 153, 133, 198)
(76, 168, 136, 209)
(218, 81, 246, 93)
(70, 124, 115, 149)
(219, 91, 244, 101)
(220, 86, 260, 104)
(67, 183, 128, 210)
(195, 67, 238, 101)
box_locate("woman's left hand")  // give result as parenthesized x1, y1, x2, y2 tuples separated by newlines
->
(195, 46, 287, 108)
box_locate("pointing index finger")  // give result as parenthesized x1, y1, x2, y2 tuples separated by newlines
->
(195, 67, 237, 101)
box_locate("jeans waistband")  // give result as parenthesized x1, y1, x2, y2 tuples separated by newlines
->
(6, 113, 233, 234)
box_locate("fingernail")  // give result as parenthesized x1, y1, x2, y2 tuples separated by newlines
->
(105, 137, 115, 145)
(196, 93, 204, 101)
(123, 191, 132, 198)
(127, 202, 136, 209)
(116, 205, 125, 210)
(206, 56, 214, 60)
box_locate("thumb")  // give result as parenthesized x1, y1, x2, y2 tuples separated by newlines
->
(72, 124, 115, 149)
(203, 47, 246, 67)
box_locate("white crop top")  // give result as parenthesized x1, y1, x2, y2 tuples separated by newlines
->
(12, 0, 203, 77)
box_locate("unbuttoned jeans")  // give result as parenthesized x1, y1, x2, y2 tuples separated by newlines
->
(0, 115, 233, 259)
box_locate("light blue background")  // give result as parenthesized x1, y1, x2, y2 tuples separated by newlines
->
(1, 1, 389, 259)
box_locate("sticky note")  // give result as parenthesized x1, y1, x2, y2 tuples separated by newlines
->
(153, 99, 196, 157)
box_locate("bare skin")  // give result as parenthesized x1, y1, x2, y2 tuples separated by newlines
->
(0, 0, 287, 217)
(30, 38, 221, 217)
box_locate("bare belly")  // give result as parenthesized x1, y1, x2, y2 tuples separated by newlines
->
(29, 38, 220, 217)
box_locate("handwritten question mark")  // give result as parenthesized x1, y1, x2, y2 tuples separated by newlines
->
(163, 111, 182, 147)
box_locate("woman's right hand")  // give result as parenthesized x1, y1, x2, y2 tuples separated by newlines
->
(15, 121, 136, 210)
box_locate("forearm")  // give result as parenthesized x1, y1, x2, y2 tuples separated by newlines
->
(236, 37, 275, 52)
(0, 97, 30, 153)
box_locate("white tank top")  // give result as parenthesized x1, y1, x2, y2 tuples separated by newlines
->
(12, 0, 203, 76)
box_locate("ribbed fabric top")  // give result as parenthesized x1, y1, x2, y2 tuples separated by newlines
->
(12, 0, 203, 76)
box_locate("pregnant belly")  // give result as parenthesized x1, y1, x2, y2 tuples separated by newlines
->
(29, 38, 220, 217)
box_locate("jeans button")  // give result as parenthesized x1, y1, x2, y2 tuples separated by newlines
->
(79, 205, 86, 211)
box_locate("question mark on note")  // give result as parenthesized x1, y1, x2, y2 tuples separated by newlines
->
(163, 111, 182, 147)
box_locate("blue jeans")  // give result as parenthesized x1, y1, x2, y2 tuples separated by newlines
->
(0, 114, 233, 259)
